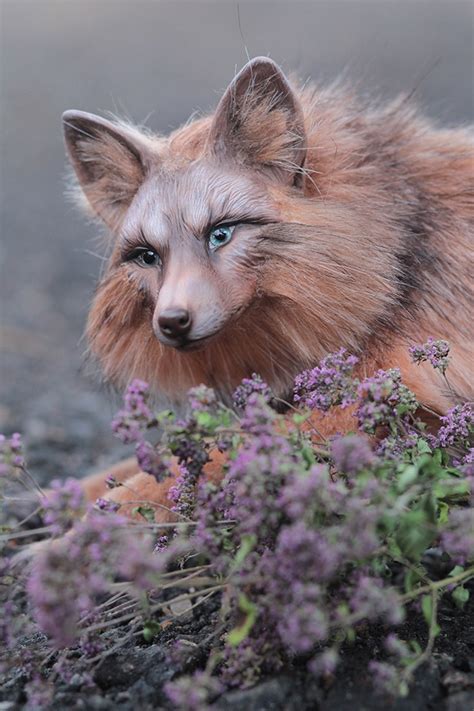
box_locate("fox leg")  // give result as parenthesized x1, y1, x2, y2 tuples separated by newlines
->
(79, 457, 141, 502)
(100, 450, 227, 523)
(304, 404, 359, 441)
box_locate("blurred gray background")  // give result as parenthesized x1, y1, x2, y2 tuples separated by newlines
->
(0, 0, 473, 482)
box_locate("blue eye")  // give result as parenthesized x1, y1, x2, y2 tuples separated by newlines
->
(208, 224, 235, 251)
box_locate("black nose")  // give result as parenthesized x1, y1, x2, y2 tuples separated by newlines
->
(158, 308, 192, 339)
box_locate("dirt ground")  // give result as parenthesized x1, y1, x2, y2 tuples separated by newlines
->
(0, 1, 473, 708)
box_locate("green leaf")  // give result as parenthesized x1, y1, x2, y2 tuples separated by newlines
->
(395, 504, 437, 561)
(437, 500, 449, 524)
(293, 412, 311, 426)
(227, 593, 258, 646)
(404, 567, 424, 593)
(449, 565, 465, 577)
(399, 681, 410, 698)
(301, 445, 316, 468)
(132, 505, 156, 523)
(421, 595, 440, 637)
(234, 534, 257, 567)
(433, 479, 470, 499)
(409, 639, 422, 655)
(421, 594, 433, 625)
(156, 409, 174, 424)
(142, 619, 161, 642)
(345, 627, 356, 643)
(397, 465, 419, 492)
(452, 586, 470, 609)
(417, 439, 432, 454)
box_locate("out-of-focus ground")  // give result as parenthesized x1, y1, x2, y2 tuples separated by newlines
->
(0, 0, 473, 483)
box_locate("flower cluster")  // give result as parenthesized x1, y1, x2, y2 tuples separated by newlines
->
(409, 337, 450, 374)
(27, 507, 160, 647)
(111, 379, 154, 444)
(435, 403, 473, 449)
(293, 348, 359, 411)
(135, 439, 170, 481)
(164, 671, 223, 710)
(355, 368, 418, 435)
(330, 434, 376, 475)
(233, 373, 272, 409)
(0, 432, 25, 476)
(168, 464, 199, 519)
(41, 478, 85, 534)
(441, 508, 474, 563)
(2, 339, 473, 706)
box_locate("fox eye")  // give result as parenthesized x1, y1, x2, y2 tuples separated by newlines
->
(208, 224, 235, 251)
(132, 248, 161, 268)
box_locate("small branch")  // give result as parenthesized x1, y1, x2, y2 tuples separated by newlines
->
(20, 466, 46, 498)
(399, 565, 474, 604)
(402, 588, 438, 682)
(83, 584, 225, 634)
(0, 525, 53, 541)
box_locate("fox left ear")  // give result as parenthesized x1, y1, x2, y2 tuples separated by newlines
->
(62, 110, 152, 229)
(208, 57, 307, 185)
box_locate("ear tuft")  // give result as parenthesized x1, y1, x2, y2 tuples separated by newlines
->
(62, 110, 150, 229)
(208, 57, 307, 184)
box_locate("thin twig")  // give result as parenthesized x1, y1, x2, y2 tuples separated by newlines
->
(83, 584, 225, 634)
(0, 525, 53, 541)
(402, 588, 439, 681)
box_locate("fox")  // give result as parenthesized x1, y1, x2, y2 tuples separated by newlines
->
(61, 56, 473, 518)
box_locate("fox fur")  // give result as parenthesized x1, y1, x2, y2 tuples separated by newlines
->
(62, 57, 473, 513)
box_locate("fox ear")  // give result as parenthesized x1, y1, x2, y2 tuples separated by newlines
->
(209, 57, 306, 184)
(62, 110, 150, 229)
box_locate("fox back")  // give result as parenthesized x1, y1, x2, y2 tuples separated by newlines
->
(63, 57, 473, 412)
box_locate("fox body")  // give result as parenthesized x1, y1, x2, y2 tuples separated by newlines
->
(63, 58, 473, 510)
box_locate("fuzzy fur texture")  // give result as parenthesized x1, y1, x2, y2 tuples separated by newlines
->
(64, 58, 473, 418)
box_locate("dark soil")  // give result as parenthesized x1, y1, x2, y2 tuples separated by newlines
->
(1, 583, 474, 710)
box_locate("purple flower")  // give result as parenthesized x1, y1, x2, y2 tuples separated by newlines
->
(348, 574, 404, 625)
(168, 463, 198, 519)
(187, 384, 217, 412)
(240, 392, 276, 435)
(409, 337, 450, 374)
(277, 583, 328, 653)
(441, 508, 474, 563)
(154, 534, 169, 551)
(105, 474, 120, 489)
(384, 633, 410, 659)
(233, 374, 272, 409)
(27, 511, 159, 647)
(278, 465, 337, 521)
(434, 403, 473, 449)
(0, 432, 26, 474)
(224, 431, 295, 542)
(221, 629, 284, 689)
(275, 522, 342, 583)
(293, 348, 358, 411)
(164, 671, 222, 710)
(368, 660, 401, 695)
(41, 478, 84, 535)
(308, 647, 339, 676)
(356, 368, 418, 434)
(330, 434, 376, 475)
(111, 379, 154, 444)
(135, 439, 170, 482)
(94, 497, 121, 513)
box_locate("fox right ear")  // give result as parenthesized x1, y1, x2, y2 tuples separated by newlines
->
(62, 110, 151, 229)
(208, 57, 307, 185)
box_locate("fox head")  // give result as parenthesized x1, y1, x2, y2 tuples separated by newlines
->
(64, 57, 401, 403)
